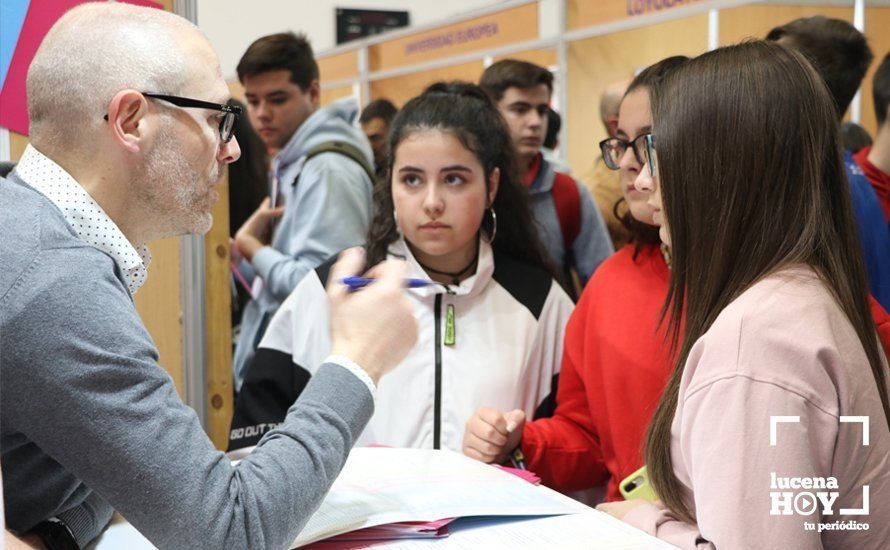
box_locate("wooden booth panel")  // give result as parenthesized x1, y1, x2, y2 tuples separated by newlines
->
(566, 14, 709, 181)
(493, 48, 558, 69)
(370, 61, 485, 108)
(370, 3, 538, 72)
(10, 131, 28, 160)
(318, 50, 359, 83)
(719, 4, 854, 47)
(568, 0, 701, 30)
(204, 176, 234, 449)
(133, 238, 185, 394)
(321, 86, 355, 107)
(860, 7, 890, 136)
(228, 80, 246, 104)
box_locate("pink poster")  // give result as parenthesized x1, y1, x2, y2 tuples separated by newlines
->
(0, 0, 163, 136)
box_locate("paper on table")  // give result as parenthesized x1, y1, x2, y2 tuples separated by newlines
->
(291, 448, 587, 548)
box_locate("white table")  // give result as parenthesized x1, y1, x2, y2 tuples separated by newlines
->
(88, 488, 676, 550)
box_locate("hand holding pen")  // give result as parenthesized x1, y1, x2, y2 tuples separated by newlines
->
(341, 277, 435, 291)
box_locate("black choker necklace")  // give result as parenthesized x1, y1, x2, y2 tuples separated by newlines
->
(417, 256, 477, 286)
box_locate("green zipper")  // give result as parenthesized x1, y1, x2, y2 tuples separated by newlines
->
(444, 303, 455, 346)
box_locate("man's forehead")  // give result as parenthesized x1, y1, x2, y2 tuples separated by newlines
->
(243, 70, 301, 95)
(501, 85, 551, 105)
(177, 32, 228, 101)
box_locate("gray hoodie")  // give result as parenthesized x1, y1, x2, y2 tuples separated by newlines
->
(233, 97, 374, 389)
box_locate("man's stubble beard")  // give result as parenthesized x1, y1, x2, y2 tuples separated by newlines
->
(138, 122, 218, 238)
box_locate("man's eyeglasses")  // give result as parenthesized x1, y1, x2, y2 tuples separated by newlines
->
(103, 92, 242, 143)
(599, 134, 657, 175)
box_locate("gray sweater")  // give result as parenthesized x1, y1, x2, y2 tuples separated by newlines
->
(0, 174, 374, 549)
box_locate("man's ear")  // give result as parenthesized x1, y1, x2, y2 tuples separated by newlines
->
(487, 167, 500, 207)
(106, 90, 149, 154)
(308, 79, 321, 109)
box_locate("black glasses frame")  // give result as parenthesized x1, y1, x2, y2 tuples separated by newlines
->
(642, 134, 656, 176)
(103, 92, 242, 143)
(599, 134, 654, 174)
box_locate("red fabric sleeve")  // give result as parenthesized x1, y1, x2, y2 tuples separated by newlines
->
(519, 292, 609, 492)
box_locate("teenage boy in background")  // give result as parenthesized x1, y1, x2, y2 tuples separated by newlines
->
(854, 53, 890, 223)
(480, 59, 613, 297)
(767, 16, 890, 310)
(232, 32, 376, 389)
(359, 98, 398, 176)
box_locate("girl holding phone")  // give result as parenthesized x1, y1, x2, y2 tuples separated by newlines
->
(600, 41, 890, 548)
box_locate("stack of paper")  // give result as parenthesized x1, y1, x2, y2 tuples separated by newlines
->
(303, 519, 453, 549)
(291, 448, 587, 548)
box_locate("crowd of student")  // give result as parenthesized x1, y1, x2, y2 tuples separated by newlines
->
(1, 3, 889, 549)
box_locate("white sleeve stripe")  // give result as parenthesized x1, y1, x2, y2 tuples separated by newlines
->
(324, 355, 377, 397)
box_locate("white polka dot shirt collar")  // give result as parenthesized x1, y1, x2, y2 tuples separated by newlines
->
(15, 145, 152, 295)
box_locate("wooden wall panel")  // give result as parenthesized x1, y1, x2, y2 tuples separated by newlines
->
(321, 86, 355, 107)
(370, 61, 485, 107)
(204, 177, 233, 449)
(228, 80, 245, 103)
(10, 132, 28, 160)
(719, 4, 854, 46)
(318, 50, 359, 83)
(566, 15, 709, 182)
(568, 0, 699, 30)
(493, 48, 558, 68)
(860, 7, 890, 136)
(370, 3, 538, 72)
(133, 238, 185, 394)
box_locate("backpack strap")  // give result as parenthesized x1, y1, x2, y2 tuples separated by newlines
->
(550, 171, 583, 300)
(302, 140, 376, 186)
(551, 171, 581, 252)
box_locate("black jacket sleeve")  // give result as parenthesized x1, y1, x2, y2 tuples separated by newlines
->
(228, 348, 312, 450)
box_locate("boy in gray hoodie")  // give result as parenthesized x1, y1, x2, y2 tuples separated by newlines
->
(232, 32, 375, 390)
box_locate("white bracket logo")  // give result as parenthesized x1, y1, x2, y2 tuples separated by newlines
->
(769, 415, 870, 515)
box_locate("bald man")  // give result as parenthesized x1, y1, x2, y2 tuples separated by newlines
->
(584, 78, 631, 248)
(0, 4, 416, 548)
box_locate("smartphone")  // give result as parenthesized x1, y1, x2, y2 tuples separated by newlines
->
(619, 466, 659, 502)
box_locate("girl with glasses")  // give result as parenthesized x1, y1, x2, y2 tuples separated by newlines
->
(229, 82, 574, 453)
(462, 57, 688, 501)
(600, 41, 890, 548)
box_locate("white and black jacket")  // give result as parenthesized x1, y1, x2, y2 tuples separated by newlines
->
(229, 237, 574, 451)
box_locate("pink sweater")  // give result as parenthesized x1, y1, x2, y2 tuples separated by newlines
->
(624, 267, 890, 549)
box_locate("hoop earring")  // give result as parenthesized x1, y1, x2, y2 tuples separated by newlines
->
(486, 208, 497, 244)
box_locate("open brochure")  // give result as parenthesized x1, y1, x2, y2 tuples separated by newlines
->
(291, 448, 588, 547)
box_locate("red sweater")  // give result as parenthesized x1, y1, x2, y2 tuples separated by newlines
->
(521, 243, 890, 503)
(521, 243, 672, 501)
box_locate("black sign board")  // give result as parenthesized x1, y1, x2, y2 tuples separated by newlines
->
(336, 8, 410, 45)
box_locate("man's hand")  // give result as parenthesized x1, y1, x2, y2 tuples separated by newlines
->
(462, 407, 526, 464)
(327, 248, 418, 383)
(234, 197, 286, 262)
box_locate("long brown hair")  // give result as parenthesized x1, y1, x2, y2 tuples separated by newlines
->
(644, 40, 890, 522)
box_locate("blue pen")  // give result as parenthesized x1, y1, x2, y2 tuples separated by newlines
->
(341, 277, 435, 291)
